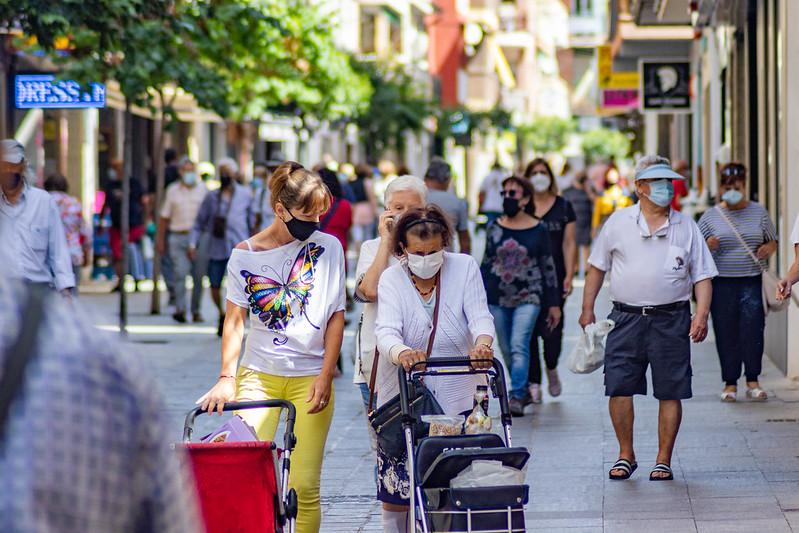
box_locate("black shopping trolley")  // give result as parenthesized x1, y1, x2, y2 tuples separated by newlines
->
(399, 358, 530, 533)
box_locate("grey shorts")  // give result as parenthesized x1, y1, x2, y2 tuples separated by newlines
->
(604, 302, 692, 401)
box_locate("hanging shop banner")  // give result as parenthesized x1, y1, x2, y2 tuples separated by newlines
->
(601, 89, 640, 109)
(640, 60, 691, 112)
(15, 74, 106, 109)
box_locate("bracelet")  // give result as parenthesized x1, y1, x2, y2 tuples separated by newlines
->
(218, 374, 236, 380)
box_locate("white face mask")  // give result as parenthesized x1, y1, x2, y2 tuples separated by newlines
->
(531, 173, 551, 193)
(407, 250, 444, 280)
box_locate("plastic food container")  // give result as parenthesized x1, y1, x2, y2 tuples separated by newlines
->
(422, 415, 464, 436)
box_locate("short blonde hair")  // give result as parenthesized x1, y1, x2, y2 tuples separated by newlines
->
(269, 161, 331, 215)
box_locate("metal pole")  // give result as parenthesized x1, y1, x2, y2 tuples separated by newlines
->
(120, 100, 132, 336)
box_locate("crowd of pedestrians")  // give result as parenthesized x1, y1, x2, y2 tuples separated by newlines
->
(8, 132, 799, 532)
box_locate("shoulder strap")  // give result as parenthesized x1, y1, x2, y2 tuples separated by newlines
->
(368, 348, 379, 413)
(425, 271, 442, 357)
(244, 239, 253, 252)
(0, 285, 46, 451)
(715, 206, 764, 271)
(367, 271, 442, 413)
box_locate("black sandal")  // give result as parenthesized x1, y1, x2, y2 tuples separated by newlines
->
(609, 459, 638, 480)
(649, 463, 674, 481)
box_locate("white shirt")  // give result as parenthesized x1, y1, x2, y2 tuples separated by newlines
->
(0, 185, 75, 291)
(352, 237, 399, 384)
(588, 204, 717, 306)
(160, 181, 207, 232)
(375, 253, 495, 415)
(479, 169, 505, 213)
(791, 214, 799, 245)
(226, 231, 346, 377)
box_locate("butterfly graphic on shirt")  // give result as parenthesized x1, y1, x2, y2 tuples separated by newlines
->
(240, 242, 325, 345)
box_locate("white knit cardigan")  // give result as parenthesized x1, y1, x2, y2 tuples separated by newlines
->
(375, 252, 495, 415)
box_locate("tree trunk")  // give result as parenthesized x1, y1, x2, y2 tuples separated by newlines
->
(149, 90, 171, 315)
(120, 99, 133, 335)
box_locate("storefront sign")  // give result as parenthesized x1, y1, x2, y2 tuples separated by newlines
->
(640, 60, 691, 112)
(15, 74, 106, 109)
(605, 72, 640, 90)
(597, 45, 613, 88)
(601, 89, 640, 109)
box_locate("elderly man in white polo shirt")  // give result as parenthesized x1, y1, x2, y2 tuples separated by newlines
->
(580, 155, 717, 482)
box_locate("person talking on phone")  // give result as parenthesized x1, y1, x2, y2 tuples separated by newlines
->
(353, 175, 428, 409)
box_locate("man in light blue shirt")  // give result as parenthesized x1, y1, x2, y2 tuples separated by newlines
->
(0, 139, 74, 294)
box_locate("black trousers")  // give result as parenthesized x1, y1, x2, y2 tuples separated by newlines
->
(528, 306, 564, 385)
(710, 276, 765, 385)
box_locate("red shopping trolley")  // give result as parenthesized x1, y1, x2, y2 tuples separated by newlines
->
(179, 400, 298, 533)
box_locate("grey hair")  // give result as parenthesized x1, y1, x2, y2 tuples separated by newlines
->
(217, 157, 239, 175)
(635, 155, 671, 174)
(177, 155, 195, 168)
(424, 157, 452, 183)
(384, 175, 427, 204)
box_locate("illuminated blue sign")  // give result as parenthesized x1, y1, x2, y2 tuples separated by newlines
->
(15, 74, 106, 109)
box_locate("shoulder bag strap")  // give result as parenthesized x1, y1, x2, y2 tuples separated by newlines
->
(368, 348, 379, 413)
(425, 271, 442, 357)
(0, 285, 46, 451)
(367, 271, 442, 413)
(715, 206, 765, 271)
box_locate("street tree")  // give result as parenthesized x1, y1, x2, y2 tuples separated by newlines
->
(353, 61, 432, 162)
(581, 127, 631, 163)
(519, 116, 576, 156)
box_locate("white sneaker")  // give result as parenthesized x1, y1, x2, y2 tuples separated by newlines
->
(547, 369, 562, 397)
(528, 383, 542, 404)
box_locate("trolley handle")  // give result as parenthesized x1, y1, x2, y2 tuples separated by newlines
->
(397, 357, 512, 429)
(182, 399, 297, 452)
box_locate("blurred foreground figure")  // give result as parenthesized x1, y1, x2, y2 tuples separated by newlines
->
(0, 164, 200, 533)
(0, 278, 201, 532)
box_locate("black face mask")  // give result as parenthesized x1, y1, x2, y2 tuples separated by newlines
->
(220, 174, 233, 189)
(503, 197, 521, 217)
(285, 210, 319, 241)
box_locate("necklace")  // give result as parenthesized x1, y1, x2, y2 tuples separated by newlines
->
(411, 275, 436, 297)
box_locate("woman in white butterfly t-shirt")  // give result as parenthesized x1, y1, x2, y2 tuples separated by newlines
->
(198, 161, 346, 533)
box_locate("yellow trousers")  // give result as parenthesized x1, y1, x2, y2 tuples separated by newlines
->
(236, 368, 334, 533)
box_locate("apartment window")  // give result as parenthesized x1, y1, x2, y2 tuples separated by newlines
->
(360, 8, 377, 55)
(573, 0, 593, 16)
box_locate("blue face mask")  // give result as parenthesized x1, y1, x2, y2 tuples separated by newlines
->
(721, 189, 743, 206)
(645, 179, 674, 207)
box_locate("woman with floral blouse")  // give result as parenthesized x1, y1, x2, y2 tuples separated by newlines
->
(480, 176, 561, 417)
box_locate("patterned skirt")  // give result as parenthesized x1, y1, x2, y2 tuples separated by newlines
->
(377, 445, 411, 505)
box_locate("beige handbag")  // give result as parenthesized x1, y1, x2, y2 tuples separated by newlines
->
(715, 206, 793, 313)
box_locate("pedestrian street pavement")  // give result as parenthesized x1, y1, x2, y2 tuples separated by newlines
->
(79, 280, 799, 532)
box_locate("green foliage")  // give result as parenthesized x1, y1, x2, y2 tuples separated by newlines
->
(185, 0, 370, 120)
(518, 116, 576, 155)
(580, 127, 631, 163)
(353, 61, 433, 160)
(7, 0, 371, 122)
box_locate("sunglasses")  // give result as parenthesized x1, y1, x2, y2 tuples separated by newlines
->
(721, 165, 745, 178)
(501, 189, 520, 198)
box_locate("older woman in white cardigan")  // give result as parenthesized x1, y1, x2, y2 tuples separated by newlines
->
(374, 205, 495, 533)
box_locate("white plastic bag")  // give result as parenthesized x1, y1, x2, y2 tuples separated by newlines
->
(567, 320, 615, 374)
(450, 460, 525, 489)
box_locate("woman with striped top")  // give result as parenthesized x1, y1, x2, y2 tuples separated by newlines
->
(698, 163, 777, 402)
